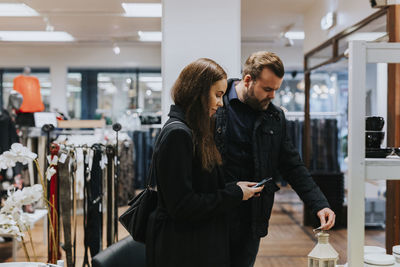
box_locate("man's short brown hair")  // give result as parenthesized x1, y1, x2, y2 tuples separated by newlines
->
(243, 51, 285, 80)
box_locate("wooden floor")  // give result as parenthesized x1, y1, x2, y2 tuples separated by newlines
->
(0, 187, 385, 266)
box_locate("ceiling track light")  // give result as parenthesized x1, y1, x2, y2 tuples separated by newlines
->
(284, 37, 294, 47)
(43, 17, 55, 32)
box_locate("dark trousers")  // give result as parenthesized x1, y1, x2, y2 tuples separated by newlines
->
(229, 225, 260, 267)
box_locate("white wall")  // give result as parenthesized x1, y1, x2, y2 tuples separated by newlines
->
(242, 44, 304, 71)
(0, 43, 161, 113)
(162, 0, 241, 122)
(303, 0, 376, 53)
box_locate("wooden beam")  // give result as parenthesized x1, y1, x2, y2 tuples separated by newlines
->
(386, 4, 400, 255)
(304, 8, 387, 62)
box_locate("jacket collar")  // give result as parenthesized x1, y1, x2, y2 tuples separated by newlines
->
(168, 104, 187, 123)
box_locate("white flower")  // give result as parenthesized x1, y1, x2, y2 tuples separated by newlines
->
(17, 213, 33, 231)
(0, 154, 16, 169)
(0, 143, 38, 170)
(0, 213, 24, 241)
(30, 184, 43, 202)
(46, 167, 57, 181)
(10, 143, 37, 160)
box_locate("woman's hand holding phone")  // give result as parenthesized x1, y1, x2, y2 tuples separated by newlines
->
(236, 182, 264, 200)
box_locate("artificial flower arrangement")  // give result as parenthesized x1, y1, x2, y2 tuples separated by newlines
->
(0, 143, 57, 262)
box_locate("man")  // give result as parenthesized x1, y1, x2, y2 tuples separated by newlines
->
(214, 51, 335, 267)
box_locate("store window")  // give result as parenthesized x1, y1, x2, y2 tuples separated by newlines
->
(273, 71, 305, 112)
(97, 72, 137, 122)
(309, 59, 348, 173)
(138, 73, 162, 113)
(1, 70, 51, 111)
(67, 73, 82, 119)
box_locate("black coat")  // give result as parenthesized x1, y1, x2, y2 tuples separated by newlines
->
(215, 79, 330, 238)
(146, 105, 243, 267)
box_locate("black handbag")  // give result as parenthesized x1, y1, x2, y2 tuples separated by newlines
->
(119, 120, 190, 244)
(118, 185, 157, 243)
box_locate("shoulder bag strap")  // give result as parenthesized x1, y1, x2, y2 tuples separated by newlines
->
(145, 120, 192, 188)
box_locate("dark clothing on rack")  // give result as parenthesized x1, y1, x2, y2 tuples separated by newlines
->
(215, 79, 330, 266)
(118, 140, 135, 205)
(58, 156, 74, 267)
(0, 109, 18, 153)
(0, 110, 19, 182)
(131, 128, 160, 189)
(310, 118, 340, 173)
(146, 105, 243, 267)
(87, 147, 103, 257)
(16, 112, 35, 127)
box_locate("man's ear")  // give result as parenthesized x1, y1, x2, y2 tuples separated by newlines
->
(243, 74, 252, 88)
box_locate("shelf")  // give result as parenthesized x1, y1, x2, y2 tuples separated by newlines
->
(365, 158, 400, 181)
(347, 41, 400, 267)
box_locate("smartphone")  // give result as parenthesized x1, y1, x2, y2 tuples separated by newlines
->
(252, 177, 273, 188)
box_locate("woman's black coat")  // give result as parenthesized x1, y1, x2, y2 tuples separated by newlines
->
(146, 105, 243, 267)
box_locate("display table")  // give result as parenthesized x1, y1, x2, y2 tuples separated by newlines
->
(0, 209, 48, 261)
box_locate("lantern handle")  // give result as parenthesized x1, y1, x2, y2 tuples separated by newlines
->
(312, 226, 323, 234)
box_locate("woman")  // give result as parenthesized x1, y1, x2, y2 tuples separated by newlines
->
(145, 58, 263, 267)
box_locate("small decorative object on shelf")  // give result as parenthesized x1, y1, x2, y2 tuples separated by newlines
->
(364, 253, 395, 267)
(392, 245, 400, 264)
(308, 230, 338, 267)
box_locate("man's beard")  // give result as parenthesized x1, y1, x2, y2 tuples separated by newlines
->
(243, 83, 271, 111)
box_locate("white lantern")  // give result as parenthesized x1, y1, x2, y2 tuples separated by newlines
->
(308, 231, 338, 267)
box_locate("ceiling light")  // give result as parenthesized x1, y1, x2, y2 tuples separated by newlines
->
(122, 3, 162, 17)
(284, 31, 305, 40)
(139, 76, 162, 82)
(346, 32, 387, 41)
(0, 3, 39, 17)
(0, 31, 74, 42)
(146, 82, 162, 91)
(113, 43, 121, 55)
(138, 31, 162, 42)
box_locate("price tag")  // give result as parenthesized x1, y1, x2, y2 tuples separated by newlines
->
(59, 153, 67, 164)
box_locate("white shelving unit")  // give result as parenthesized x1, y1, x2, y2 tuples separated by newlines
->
(348, 41, 400, 266)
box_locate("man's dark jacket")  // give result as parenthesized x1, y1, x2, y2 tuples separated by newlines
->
(214, 79, 330, 238)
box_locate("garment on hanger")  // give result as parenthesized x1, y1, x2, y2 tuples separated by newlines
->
(118, 139, 135, 205)
(0, 109, 18, 154)
(0, 110, 19, 182)
(82, 149, 90, 267)
(48, 143, 61, 263)
(58, 153, 74, 267)
(106, 145, 115, 247)
(13, 75, 45, 113)
(87, 145, 103, 257)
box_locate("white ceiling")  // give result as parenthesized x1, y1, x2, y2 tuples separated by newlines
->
(0, 0, 316, 45)
(242, 0, 315, 46)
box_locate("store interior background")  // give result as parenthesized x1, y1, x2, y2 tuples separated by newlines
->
(0, 0, 397, 266)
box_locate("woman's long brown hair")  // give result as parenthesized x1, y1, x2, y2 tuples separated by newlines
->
(171, 58, 227, 172)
